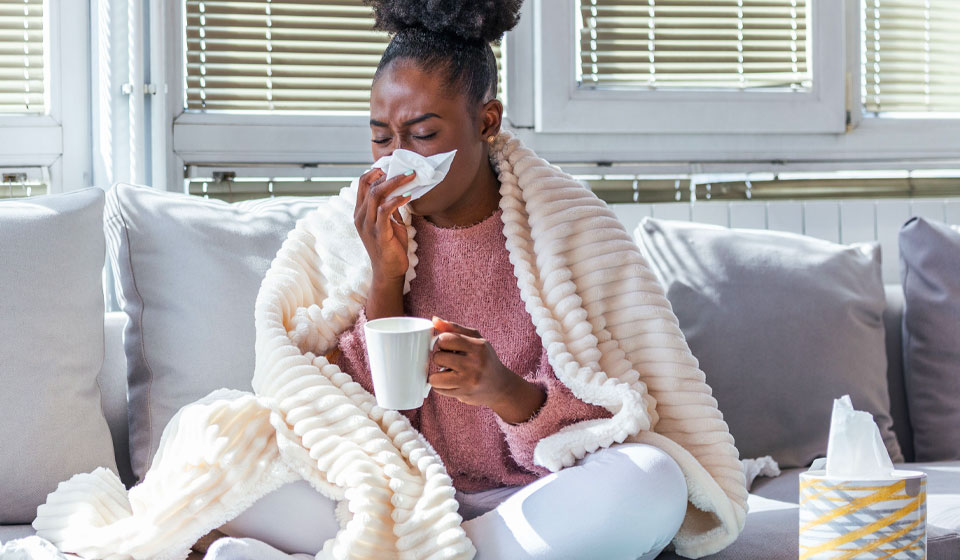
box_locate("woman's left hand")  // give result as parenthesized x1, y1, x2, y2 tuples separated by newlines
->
(429, 316, 546, 424)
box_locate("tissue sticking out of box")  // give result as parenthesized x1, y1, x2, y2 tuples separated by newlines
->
(825, 394, 895, 480)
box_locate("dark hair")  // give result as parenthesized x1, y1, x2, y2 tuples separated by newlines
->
(364, 1, 524, 113)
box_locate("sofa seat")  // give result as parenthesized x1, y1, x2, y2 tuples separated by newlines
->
(0, 526, 205, 560)
(656, 460, 960, 559)
(4, 461, 957, 559)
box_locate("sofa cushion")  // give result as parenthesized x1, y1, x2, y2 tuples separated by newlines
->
(0, 525, 37, 544)
(104, 184, 324, 481)
(0, 188, 119, 523)
(635, 217, 903, 469)
(899, 217, 960, 462)
(655, 495, 801, 559)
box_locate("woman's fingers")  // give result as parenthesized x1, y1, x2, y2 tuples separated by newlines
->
(366, 172, 416, 228)
(433, 318, 482, 338)
(432, 332, 475, 353)
(355, 168, 384, 220)
(427, 367, 462, 390)
(432, 349, 469, 374)
(377, 190, 412, 239)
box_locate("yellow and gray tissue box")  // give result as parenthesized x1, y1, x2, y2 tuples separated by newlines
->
(799, 466, 927, 559)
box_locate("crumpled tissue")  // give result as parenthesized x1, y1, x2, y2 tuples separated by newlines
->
(371, 148, 457, 202)
(824, 393, 895, 480)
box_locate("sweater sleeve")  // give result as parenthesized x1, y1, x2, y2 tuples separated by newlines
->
(332, 306, 376, 395)
(494, 344, 613, 476)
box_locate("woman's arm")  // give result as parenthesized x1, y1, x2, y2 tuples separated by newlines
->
(365, 275, 405, 320)
(487, 375, 546, 425)
(495, 345, 613, 476)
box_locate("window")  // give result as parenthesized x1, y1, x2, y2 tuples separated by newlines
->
(169, 1, 506, 191)
(577, 0, 810, 91)
(0, 1, 90, 197)
(862, 0, 960, 115)
(154, 0, 960, 195)
(532, 0, 844, 134)
(183, 1, 504, 113)
(0, 0, 47, 199)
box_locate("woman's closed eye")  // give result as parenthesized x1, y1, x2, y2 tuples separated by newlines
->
(371, 132, 437, 144)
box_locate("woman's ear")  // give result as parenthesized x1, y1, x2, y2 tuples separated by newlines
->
(479, 98, 503, 141)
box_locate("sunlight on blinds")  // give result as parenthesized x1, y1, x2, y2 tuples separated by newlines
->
(184, 0, 505, 112)
(577, 0, 810, 90)
(0, 0, 44, 113)
(862, 0, 960, 114)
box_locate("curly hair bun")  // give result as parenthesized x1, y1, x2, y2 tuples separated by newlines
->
(364, 0, 524, 43)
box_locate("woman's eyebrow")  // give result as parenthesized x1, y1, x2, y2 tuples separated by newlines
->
(369, 113, 442, 127)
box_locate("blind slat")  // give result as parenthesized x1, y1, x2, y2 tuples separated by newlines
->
(863, 0, 960, 114)
(184, 2, 505, 112)
(578, 0, 810, 91)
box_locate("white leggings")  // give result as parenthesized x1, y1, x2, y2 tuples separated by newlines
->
(209, 443, 688, 560)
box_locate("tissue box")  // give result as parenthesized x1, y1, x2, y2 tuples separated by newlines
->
(799, 469, 927, 559)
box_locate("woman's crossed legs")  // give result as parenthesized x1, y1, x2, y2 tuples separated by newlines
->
(461, 442, 688, 560)
(205, 443, 688, 560)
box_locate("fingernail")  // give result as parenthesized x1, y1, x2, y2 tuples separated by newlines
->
(404, 169, 415, 176)
(402, 191, 412, 197)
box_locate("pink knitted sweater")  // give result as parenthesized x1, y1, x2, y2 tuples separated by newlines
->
(334, 204, 612, 492)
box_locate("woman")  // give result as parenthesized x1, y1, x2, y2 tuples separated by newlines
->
(209, 1, 689, 558)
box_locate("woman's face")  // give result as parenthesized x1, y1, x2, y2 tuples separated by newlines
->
(369, 59, 501, 216)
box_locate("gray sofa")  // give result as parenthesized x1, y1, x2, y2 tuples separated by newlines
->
(3, 289, 958, 559)
(657, 283, 960, 559)
(2, 187, 959, 559)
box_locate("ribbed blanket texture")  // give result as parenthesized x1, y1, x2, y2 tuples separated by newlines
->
(32, 129, 748, 559)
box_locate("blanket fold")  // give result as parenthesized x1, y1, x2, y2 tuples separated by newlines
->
(32, 129, 747, 560)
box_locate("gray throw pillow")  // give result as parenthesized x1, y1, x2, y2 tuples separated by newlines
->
(0, 188, 119, 523)
(104, 183, 325, 481)
(899, 216, 960, 461)
(635, 217, 903, 469)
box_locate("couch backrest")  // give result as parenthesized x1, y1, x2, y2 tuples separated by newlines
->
(881, 284, 913, 461)
(100, 312, 137, 488)
(100, 197, 939, 487)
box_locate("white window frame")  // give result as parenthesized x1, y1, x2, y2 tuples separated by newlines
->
(152, 0, 960, 194)
(0, 0, 91, 194)
(533, 0, 845, 134)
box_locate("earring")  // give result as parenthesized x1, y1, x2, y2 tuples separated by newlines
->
(487, 135, 495, 144)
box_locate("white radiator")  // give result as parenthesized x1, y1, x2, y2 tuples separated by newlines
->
(609, 197, 960, 284)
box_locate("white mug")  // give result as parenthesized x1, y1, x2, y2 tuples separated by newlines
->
(363, 316, 439, 410)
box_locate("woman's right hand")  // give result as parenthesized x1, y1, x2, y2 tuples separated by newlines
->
(354, 167, 418, 283)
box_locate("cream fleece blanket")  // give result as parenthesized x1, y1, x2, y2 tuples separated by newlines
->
(32, 129, 747, 559)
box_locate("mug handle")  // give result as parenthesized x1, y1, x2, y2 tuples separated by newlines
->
(425, 334, 441, 397)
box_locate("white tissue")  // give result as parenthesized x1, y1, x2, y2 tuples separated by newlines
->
(371, 148, 457, 202)
(824, 394, 895, 480)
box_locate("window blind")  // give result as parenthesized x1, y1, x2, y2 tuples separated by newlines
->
(0, 0, 44, 113)
(184, 1, 505, 112)
(863, 0, 960, 114)
(577, 0, 810, 90)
